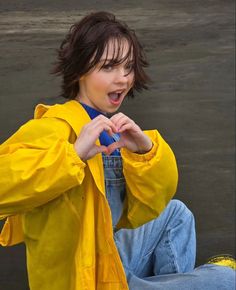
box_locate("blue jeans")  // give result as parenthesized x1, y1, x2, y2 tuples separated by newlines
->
(103, 155, 235, 290)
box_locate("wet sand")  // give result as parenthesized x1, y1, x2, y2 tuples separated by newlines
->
(0, 1, 235, 289)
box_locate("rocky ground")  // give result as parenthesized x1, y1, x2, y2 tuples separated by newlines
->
(0, 1, 235, 289)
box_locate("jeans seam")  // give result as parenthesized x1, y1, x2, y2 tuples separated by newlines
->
(166, 228, 180, 273)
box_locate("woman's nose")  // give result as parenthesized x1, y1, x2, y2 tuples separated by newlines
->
(115, 68, 130, 83)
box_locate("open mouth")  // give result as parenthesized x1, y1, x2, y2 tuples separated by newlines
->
(108, 90, 125, 104)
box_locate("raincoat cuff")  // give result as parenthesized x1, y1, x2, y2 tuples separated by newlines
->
(121, 141, 158, 162)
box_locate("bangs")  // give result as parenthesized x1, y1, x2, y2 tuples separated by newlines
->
(88, 36, 134, 71)
(102, 37, 133, 66)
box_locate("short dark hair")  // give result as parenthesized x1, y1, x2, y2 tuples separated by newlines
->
(52, 11, 150, 99)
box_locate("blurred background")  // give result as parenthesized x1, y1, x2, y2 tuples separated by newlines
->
(0, 0, 235, 289)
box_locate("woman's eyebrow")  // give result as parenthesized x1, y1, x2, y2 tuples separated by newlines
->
(98, 58, 134, 64)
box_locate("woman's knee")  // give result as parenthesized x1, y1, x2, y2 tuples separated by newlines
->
(166, 199, 195, 227)
(168, 199, 193, 216)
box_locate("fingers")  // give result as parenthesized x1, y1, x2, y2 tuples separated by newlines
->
(94, 145, 109, 155)
(84, 115, 117, 137)
(110, 113, 139, 133)
(117, 123, 136, 133)
(93, 115, 117, 135)
(81, 145, 109, 161)
(110, 112, 130, 129)
(106, 140, 125, 155)
(75, 115, 117, 160)
(110, 113, 131, 130)
(110, 113, 152, 154)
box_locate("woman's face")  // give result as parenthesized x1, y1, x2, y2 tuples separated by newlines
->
(76, 39, 134, 113)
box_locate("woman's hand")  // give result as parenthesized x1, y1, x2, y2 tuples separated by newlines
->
(74, 113, 152, 161)
(107, 113, 153, 155)
(74, 115, 117, 161)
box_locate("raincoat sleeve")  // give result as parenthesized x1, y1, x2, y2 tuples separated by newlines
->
(117, 129, 178, 229)
(0, 117, 86, 220)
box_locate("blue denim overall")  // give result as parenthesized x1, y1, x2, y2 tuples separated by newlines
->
(103, 154, 125, 229)
(102, 154, 235, 290)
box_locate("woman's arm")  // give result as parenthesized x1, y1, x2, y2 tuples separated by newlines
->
(0, 117, 86, 218)
(117, 130, 178, 229)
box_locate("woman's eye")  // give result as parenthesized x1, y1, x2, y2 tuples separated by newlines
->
(125, 63, 134, 71)
(102, 65, 113, 71)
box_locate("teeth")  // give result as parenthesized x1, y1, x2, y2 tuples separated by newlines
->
(109, 92, 120, 101)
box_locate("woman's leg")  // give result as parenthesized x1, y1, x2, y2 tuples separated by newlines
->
(114, 199, 235, 290)
(128, 264, 235, 290)
(114, 199, 196, 277)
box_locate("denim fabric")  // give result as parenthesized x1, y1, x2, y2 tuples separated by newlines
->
(103, 155, 125, 228)
(103, 155, 235, 290)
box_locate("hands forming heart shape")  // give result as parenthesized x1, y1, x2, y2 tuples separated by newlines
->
(74, 112, 153, 161)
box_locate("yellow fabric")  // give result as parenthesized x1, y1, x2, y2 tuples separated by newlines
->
(207, 256, 236, 270)
(0, 215, 23, 246)
(0, 100, 178, 290)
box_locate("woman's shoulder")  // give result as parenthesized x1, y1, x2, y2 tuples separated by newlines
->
(34, 100, 90, 136)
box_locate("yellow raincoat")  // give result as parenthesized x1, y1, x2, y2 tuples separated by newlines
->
(0, 100, 178, 290)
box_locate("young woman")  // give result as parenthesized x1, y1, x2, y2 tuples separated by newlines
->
(0, 11, 235, 290)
